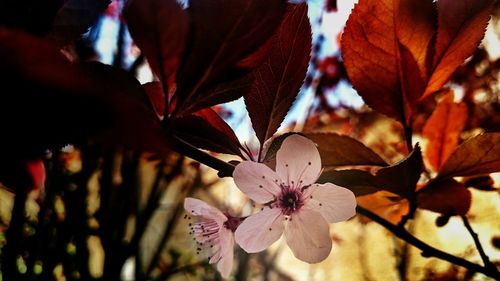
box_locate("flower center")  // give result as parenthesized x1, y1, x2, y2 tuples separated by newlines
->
(223, 212, 243, 232)
(278, 186, 304, 216)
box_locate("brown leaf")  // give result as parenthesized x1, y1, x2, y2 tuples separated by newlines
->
(423, 0, 494, 97)
(244, 3, 311, 144)
(305, 132, 387, 167)
(341, 0, 435, 123)
(374, 144, 423, 198)
(417, 179, 471, 215)
(464, 175, 496, 191)
(422, 90, 468, 171)
(172, 108, 244, 157)
(317, 169, 380, 196)
(124, 0, 188, 98)
(436, 132, 500, 179)
(318, 145, 422, 199)
(174, 0, 286, 115)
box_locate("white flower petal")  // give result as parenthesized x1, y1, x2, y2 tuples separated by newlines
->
(305, 183, 357, 223)
(233, 161, 281, 204)
(235, 207, 284, 253)
(184, 197, 227, 224)
(284, 209, 332, 263)
(276, 135, 321, 187)
(217, 227, 234, 279)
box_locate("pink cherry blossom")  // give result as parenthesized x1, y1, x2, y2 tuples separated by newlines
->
(184, 197, 241, 279)
(233, 134, 356, 263)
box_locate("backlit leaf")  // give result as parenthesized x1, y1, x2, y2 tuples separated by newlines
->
(423, 0, 494, 97)
(342, 0, 493, 123)
(341, 0, 435, 123)
(245, 3, 311, 144)
(436, 132, 500, 179)
(422, 90, 468, 171)
(357, 191, 409, 224)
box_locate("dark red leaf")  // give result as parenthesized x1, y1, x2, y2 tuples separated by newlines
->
(341, 0, 435, 123)
(436, 132, 500, 179)
(174, 0, 286, 115)
(124, 0, 188, 98)
(244, 3, 311, 144)
(143, 82, 166, 120)
(305, 132, 387, 167)
(417, 179, 471, 215)
(172, 108, 244, 157)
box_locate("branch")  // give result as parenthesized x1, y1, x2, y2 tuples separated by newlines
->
(461, 215, 498, 272)
(171, 135, 235, 177)
(356, 206, 500, 279)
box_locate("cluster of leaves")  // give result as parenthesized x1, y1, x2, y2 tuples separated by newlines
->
(309, 0, 500, 221)
(0, 0, 311, 280)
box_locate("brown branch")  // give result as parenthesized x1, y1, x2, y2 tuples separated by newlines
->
(356, 206, 500, 279)
(171, 135, 235, 177)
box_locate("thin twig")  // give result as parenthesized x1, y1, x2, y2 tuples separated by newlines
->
(461, 215, 497, 272)
(145, 174, 198, 276)
(356, 206, 500, 279)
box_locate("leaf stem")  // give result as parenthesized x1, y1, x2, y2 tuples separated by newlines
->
(171, 135, 235, 177)
(356, 206, 500, 279)
(403, 124, 413, 154)
(461, 215, 498, 272)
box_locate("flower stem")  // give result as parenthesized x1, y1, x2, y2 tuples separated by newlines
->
(356, 206, 500, 279)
